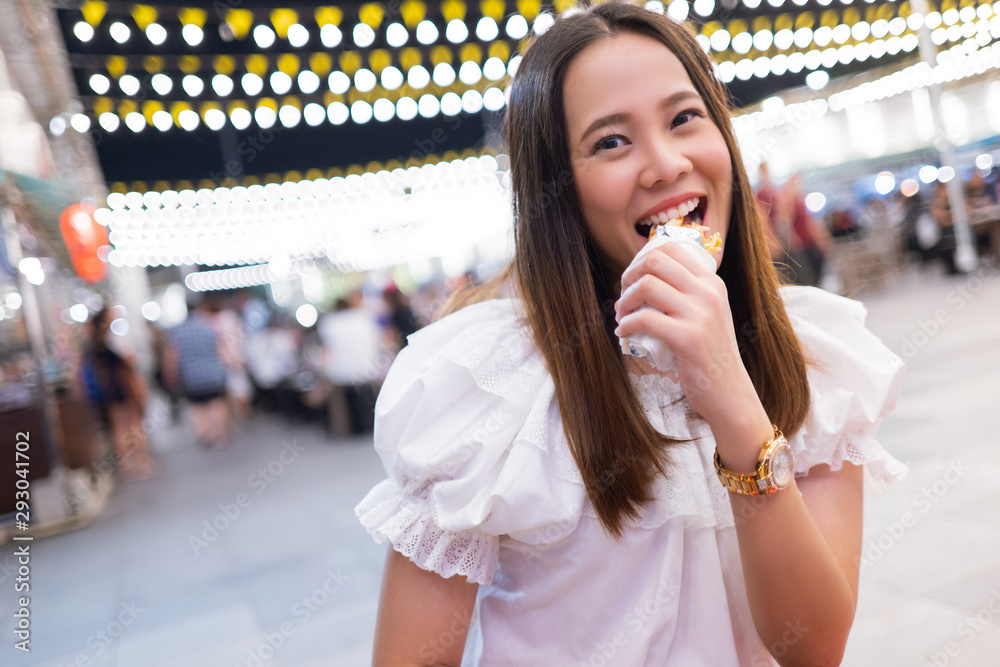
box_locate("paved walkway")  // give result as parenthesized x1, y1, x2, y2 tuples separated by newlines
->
(840, 261, 1000, 667)
(2, 262, 999, 667)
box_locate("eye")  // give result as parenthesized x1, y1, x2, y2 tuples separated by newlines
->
(592, 134, 628, 154)
(671, 108, 705, 128)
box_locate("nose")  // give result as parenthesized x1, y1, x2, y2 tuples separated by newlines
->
(637, 133, 693, 189)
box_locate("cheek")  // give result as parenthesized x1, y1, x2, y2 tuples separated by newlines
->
(701, 140, 734, 248)
(574, 164, 630, 236)
(708, 146, 734, 218)
(708, 141, 733, 190)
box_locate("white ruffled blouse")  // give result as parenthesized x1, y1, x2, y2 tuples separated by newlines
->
(356, 286, 907, 666)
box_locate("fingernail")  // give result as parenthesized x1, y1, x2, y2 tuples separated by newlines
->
(614, 325, 622, 337)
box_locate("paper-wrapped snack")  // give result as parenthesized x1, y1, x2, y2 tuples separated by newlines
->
(619, 223, 721, 371)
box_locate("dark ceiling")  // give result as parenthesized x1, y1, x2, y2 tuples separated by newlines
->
(54, 0, 915, 188)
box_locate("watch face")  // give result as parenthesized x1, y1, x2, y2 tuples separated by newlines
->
(772, 445, 793, 488)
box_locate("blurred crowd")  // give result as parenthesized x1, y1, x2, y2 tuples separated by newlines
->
(81, 274, 478, 479)
(757, 165, 831, 286)
(81, 160, 1000, 480)
(756, 163, 1000, 290)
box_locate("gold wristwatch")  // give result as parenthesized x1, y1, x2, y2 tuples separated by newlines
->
(714, 426, 794, 496)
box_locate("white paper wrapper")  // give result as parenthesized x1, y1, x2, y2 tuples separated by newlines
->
(619, 225, 717, 371)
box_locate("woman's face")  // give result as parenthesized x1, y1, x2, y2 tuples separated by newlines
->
(563, 32, 733, 277)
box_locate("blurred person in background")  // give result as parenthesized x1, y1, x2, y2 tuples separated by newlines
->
(234, 289, 271, 335)
(966, 172, 998, 255)
(165, 300, 230, 448)
(900, 193, 937, 264)
(149, 322, 182, 424)
(0, 361, 31, 409)
(754, 162, 787, 264)
(882, 190, 906, 229)
(318, 291, 383, 436)
(756, 163, 809, 285)
(245, 315, 300, 419)
(296, 320, 331, 428)
(782, 173, 830, 286)
(830, 209, 861, 240)
(81, 307, 155, 480)
(989, 164, 1000, 201)
(206, 296, 254, 423)
(930, 182, 960, 275)
(382, 284, 420, 349)
(410, 281, 446, 327)
(966, 172, 993, 209)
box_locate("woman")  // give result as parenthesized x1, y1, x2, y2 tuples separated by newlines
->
(205, 297, 254, 422)
(782, 173, 830, 286)
(930, 182, 959, 275)
(83, 308, 155, 480)
(164, 299, 230, 448)
(356, 4, 906, 665)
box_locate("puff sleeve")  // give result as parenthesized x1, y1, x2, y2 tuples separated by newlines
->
(355, 299, 587, 585)
(781, 286, 908, 498)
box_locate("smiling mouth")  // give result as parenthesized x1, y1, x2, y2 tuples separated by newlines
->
(635, 196, 706, 239)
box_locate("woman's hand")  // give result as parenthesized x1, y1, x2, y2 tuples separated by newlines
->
(614, 243, 766, 436)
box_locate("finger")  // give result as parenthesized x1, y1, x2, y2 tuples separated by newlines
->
(621, 244, 702, 297)
(660, 241, 718, 279)
(616, 274, 687, 323)
(614, 306, 686, 349)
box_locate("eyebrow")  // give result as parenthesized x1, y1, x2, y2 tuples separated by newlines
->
(578, 90, 703, 143)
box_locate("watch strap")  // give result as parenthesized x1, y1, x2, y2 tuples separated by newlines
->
(714, 426, 787, 496)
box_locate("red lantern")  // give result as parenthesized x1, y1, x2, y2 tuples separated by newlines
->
(59, 203, 109, 283)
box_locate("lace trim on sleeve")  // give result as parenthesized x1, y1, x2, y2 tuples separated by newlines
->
(792, 431, 909, 499)
(355, 479, 499, 585)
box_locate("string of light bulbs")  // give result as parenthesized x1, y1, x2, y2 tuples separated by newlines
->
(97, 154, 512, 272)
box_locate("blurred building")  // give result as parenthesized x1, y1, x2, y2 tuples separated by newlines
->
(0, 0, 118, 537)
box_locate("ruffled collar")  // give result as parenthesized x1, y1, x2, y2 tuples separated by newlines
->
(626, 353, 686, 406)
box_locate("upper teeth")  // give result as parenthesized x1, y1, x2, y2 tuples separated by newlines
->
(639, 197, 701, 226)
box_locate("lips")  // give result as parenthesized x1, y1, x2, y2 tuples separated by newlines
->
(634, 196, 706, 239)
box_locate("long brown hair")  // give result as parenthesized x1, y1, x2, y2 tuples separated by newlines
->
(443, 2, 810, 538)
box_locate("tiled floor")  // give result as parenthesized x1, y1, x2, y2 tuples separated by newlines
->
(1, 261, 998, 666)
(838, 261, 1000, 667)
